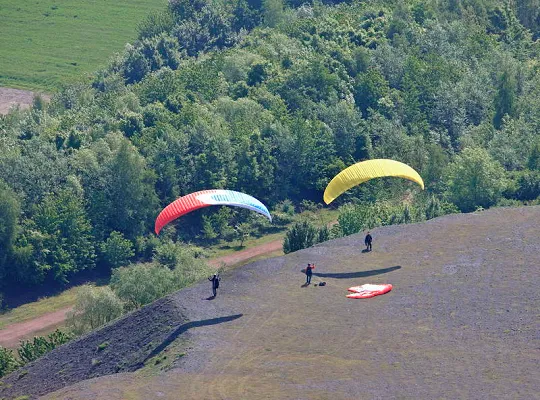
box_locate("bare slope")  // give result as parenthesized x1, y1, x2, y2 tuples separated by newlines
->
(0, 88, 49, 114)
(1, 206, 539, 399)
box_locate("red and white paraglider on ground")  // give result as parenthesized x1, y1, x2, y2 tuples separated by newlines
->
(346, 284, 392, 299)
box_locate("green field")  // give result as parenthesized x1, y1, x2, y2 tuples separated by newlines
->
(0, 0, 166, 91)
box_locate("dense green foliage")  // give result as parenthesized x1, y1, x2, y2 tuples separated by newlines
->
(68, 243, 209, 333)
(444, 147, 507, 211)
(333, 195, 459, 238)
(110, 260, 209, 310)
(0, 0, 539, 293)
(283, 220, 317, 254)
(17, 329, 73, 364)
(67, 285, 124, 334)
(0, 346, 19, 378)
(283, 220, 329, 253)
(100, 231, 135, 269)
(0, 329, 72, 378)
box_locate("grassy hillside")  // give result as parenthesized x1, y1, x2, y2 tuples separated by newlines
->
(1, 206, 538, 399)
(0, 0, 166, 91)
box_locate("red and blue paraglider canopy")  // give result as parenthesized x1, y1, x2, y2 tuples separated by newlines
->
(154, 189, 272, 235)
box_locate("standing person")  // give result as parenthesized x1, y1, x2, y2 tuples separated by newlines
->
(305, 263, 313, 285)
(364, 231, 373, 252)
(208, 273, 220, 297)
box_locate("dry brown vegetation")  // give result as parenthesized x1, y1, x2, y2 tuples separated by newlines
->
(1, 206, 538, 399)
(0, 88, 49, 114)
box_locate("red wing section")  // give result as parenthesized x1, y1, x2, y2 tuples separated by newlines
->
(346, 284, 393, 299)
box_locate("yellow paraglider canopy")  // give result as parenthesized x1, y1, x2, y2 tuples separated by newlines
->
(323, 159, 425, 204)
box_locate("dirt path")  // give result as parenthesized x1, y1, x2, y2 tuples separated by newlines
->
(0, 239, 284, 347)
(208, 239, 282, 268)
(0, 307, 73, 347)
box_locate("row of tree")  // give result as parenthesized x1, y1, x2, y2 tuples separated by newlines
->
(0, 0, 538, 293)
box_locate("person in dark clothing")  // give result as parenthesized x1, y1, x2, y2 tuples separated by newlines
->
(305, 263, 313, 285)
(208, 273, 220, 297)
(365, 232, 373, 251)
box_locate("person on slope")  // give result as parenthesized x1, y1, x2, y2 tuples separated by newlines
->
(305, 263, 314, 285)
(364, 231, 373, 252)
(208, 273, 221, 297)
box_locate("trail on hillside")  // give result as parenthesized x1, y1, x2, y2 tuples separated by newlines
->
(0, 307, 73, 347)
(0, 239, 284, 347)
(208, 239, 283, 268)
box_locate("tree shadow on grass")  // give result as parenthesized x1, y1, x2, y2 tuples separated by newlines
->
(313, 265, 401, 279)
(1, 268, 110, 309)
(140, 314, 243, 367)
(218, 245, 244, 251)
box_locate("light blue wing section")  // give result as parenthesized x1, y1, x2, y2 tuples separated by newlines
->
(210, 190, 272, 222)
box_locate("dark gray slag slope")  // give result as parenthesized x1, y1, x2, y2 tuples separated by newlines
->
(0, 296, 189, 399)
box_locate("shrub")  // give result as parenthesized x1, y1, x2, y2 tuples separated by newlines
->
(275, 199, 295, 215)
(425, 195, 443, 220)
(272, 200, 296, 226)
(137, 10, 175, 39)
(283, 220, 317, 254)
(100, 231, 135, 269)
(46, 329, 73, 348)
(67, 286, 124, 335)
(0, 346, 19, 378)
(316, 225, 330, 244)
(111, 259, 210, 311)
(444, 147, 506, 212)
(110, 264, 176, 310)
(515, 170, 540, 201)
(17, 329, 72, 364)
(153, 241, 208, 270)
(134, 235, 160, 260)
(336, 204, 377, 236)
(387, 205, 408, 225)
(235, 223, 253, 247)
(97, 342, 109, 352)
(299, 200, 320, 213)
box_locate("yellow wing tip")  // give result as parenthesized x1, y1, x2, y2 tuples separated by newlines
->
(323, 193, 333, 205)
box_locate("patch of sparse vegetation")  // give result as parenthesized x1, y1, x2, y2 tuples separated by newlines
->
(16, 370, 27, 380)
(96, 342, 109, 352)
(0, 347, 19, 378)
